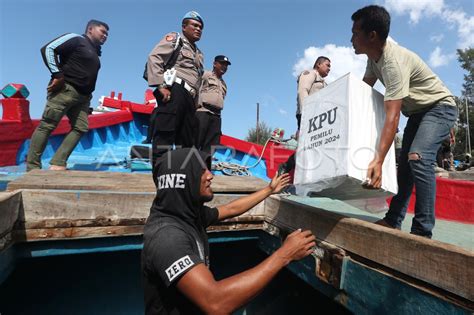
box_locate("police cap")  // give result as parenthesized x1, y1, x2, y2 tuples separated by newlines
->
(214, 55, 231, 65)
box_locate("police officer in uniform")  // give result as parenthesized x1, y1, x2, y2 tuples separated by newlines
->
(196, 55, 231, 153)
(296, 56, 331, 130)
(146, 11, 204, 171)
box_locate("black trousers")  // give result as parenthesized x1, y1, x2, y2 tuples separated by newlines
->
(196, 111, 221, 154)
(280, 113, 301, 174)
(150, 84, 198, 171)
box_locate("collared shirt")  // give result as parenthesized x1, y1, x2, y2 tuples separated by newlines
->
(147, 32, 204, 92)
(296, 69, 327, 115)
(197, 70, 227, 113)
(364, 40, 456, 116)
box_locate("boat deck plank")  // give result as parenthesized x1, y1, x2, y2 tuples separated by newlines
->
(266, 196, 474, 302)
(7, 170, 268, 193)
(4, 171, 473, 306)
(285, 195, 474, 250)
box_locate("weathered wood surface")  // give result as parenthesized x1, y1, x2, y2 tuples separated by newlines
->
(0, 191, 22, 250)
(5, 171, 473, 304)
(19, 190, 264, 223)
(7, 170, 268, 193)
(13, 225, 145, 241)
(264, 196, 474, 302)
(15, 189, 265, 241)
(14, 218, 266, 241)
(449, 169, 474, 181)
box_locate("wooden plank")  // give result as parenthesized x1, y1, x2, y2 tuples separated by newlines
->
(13, 225, 145, 241)
(0, 190, 22, 250)
(7, 170, 267, 193)
(13, 221, 266, 242)
(449, 169, 474, 181)
(18, 189, 265, 226)
(264, 196, 474, 301)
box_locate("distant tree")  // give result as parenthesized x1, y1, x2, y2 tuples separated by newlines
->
(457, 48, 474, 102)
(453, 48, 474, 159)
(245, 121, 273, 145)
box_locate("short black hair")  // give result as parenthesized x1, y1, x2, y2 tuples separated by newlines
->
(85, 19, 109, 33)
(313, 56, 330, 69)
(351, 5, 390, 41)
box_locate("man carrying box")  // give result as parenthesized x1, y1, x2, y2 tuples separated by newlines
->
(351, 5, 458, 238)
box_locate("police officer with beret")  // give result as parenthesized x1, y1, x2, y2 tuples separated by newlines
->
(146, 11, 205, 171)
(196, 55, 231, 153)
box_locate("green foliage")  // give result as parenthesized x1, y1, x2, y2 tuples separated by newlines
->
(453, 48, 474, 159)
(457, 48, 474, 102)
(245, 121, 273, 145)
(453, 97, 474, 159)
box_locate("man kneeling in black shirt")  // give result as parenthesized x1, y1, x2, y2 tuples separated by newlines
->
(142, 148, 316, 314)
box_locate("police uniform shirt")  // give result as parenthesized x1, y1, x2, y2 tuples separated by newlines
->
(364, 40, 455, 116)
(147, 32, 204, 94)
(142, 206, 219, 315)
(296, 69, 327, 115)
(197, 70, 227, 113)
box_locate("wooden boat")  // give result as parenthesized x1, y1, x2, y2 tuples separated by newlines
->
(0, 87, 472, 314)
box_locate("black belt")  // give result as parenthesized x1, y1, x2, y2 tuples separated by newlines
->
(202, 103, 222, 115)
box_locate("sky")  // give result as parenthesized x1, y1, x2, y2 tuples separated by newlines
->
(1, 0, 473, 140)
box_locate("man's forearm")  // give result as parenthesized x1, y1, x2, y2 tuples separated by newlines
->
(177, 228, 314, 314)
(179, 245, 290, 314)
(211, 247, 290, 312)
(217, 186, 272, 220)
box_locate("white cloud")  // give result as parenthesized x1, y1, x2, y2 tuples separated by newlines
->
(384, 0, 444, 24)
(293, 44, 389, 94)
(428, 46, 456, 68)
(443, 9, 474, 48)
(278, 108, 287, 115)
(430, 34, 444, 43)
(292, 44, 367, 83)
(384, 0, 473, 48)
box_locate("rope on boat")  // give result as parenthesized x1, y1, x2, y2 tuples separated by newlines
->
(212, 137, 283, 176)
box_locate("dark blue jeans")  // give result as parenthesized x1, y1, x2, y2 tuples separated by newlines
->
(384, 103, 458, 238)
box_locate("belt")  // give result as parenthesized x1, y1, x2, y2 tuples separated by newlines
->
(175, 77, 195, 97)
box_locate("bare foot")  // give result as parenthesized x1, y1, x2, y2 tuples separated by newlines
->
(49, 165, 67, 171)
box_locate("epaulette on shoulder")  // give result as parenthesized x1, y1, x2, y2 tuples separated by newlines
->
(163, 32, 182, 50)
(301, 70, 310, 76)
(164, 32, 178, 42)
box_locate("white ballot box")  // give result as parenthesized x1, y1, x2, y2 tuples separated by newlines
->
(294, 73, 398, 212)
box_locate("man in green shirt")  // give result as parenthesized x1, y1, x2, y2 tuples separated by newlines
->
(351, 5, 458, 238)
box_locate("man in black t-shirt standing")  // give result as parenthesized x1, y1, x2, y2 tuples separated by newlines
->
(142, 148, 316, 314)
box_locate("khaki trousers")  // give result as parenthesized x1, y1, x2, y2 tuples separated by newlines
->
(26, 83, 91, 171)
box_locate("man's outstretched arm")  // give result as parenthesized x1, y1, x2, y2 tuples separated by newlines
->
(217, 173, 290, 221)
(177, 229, 316, 315)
